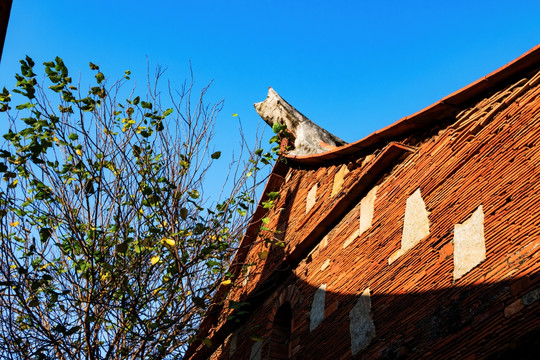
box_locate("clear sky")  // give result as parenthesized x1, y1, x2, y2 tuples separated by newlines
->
(1, 0, 539, 177)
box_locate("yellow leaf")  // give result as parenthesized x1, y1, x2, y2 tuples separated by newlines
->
(161, 238, 175, 247)
(76, 149, 82, 156)
(232, 113, 238, 117)
(100, 270, 110, 281)
(150, 256, 160, 265)
(258, 250, 268, 260)
(221, 280, 232, 286)
(9, 221, 19, 227)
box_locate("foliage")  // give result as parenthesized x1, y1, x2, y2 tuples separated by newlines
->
(0, 57, 274, 359)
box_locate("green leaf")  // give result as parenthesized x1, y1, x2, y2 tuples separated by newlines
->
(237, 209, 247, 216)
(7, 179, 18, 188)
(28, 297, 40, 307)
(95, 72, 105, 84)
(53, 324, 67, 333)
(39, 228, 52, 242)
(25, 55, 35, 68)
(15, 102, 34, 110)
(201, 338, 212, 347)
(65, 326, 81, 336)
(267, 191, 280, 200)
(211, 151, 221, 159)
(272, 123, 287, 133)
(163, 108, 173, 117)
(180, 208, 188, 220)
(116, 241, 128, 254)
(262, 200, 274, 209)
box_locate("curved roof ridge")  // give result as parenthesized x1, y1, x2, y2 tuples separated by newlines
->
(286, 44, 540, 165)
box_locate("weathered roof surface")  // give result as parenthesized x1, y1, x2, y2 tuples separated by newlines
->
(287, 44, 540, 165)
(185, 45, 540, 360)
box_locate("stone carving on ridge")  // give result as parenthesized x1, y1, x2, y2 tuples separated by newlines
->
(254, 88, 347, 156)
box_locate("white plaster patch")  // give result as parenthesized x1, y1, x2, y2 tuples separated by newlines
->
(389, 189, 430, 265)
(321, 258, 331, 272)
(360, 154, 375, 168)
(306, 183, 318, 213)
(453, 205, 485, 281)
(285, 169, 293, 183)
(343, 229, 360, 249)
(402, 188, 430, 252)
(320, 234, 329, 249)
(242, 266, 251, 286)
(310, 284, 327, 331)
(359, 186, 378, 236)
(249, 340, 262, 360)
(331, 165, 350, 197)
(228, 332, 237, 357)
(387, 249, 402, 265)
(350, 288, 375, 355)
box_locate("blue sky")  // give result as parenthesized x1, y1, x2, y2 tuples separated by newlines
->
(1, 0, 539, 172)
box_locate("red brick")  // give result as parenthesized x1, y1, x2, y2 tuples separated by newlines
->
(504, 299, 525, 318)
(439, 242, 454, 262)
(510, 276, 531, 297)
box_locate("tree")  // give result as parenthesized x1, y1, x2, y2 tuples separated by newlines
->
(0, 57, 274, 359)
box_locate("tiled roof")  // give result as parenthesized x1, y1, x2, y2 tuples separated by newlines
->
(186, 45, 540, 360)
